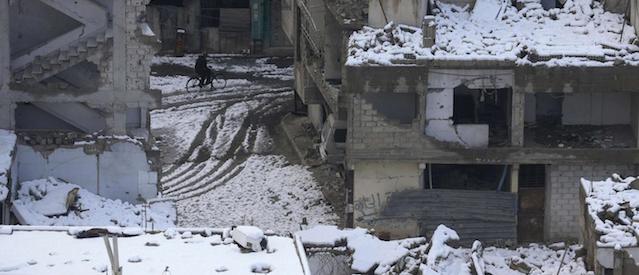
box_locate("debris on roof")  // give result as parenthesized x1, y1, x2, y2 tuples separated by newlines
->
(347, 0, 639, 66)
(581, 174, 639, 248)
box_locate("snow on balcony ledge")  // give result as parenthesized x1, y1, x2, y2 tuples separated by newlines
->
(346, 0, 639, 67)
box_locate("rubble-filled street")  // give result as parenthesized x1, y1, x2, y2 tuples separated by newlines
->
(150, 55, 338, 233)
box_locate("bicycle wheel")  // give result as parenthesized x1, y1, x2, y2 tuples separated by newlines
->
(210, 74, 227, 90)
(185, 77, 200, 92)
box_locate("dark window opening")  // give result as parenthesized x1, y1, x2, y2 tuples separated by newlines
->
(333, 129, 347, 143)
(126, 107, 142, 129)
(527, 93, 634, 148)
(148, 0, 183, 6)
(200, 0, 249, 28)
(424, 164, 510, 191)
(535, 93, 563, 126)
(453, 85, 511, 146)
(15, 103, 82, 132)
(519, 164, 546, 188)
(362, 92, 418, 124)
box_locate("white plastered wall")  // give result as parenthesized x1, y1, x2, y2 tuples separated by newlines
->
(425, 69, 514, 147)
(16, 142, 157, 203)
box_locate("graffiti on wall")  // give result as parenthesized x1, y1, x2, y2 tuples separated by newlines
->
(353, 192, 391, 221)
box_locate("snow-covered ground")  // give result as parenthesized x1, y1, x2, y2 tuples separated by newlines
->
(12, 178, 176, 229)
(299, 225, 590, 275)
(347, 0, 639, 66)
(0, 228, 306, 274)
(0, 129, 16, 201)
(151, 55, 338, 233)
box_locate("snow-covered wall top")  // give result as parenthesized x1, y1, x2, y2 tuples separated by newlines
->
(347, 0, 639, 66)
(582, 174, 639, 248)
(0, 130, 16, 201)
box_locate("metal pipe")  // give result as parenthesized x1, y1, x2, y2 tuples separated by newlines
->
(496, 165, 508, 192)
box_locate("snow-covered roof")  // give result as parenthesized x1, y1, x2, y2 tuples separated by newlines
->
(0, 228, 307, 274)
(0, 129, 16, 201)
(582, 174, 639, 248)
(347, 0, 639, 66)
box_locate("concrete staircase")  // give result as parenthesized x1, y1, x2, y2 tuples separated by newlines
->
(10, 0, 109, 85)
(32, 102, 107, 133)
(380, 189, 518, 245)
(12, 31, 111, 85)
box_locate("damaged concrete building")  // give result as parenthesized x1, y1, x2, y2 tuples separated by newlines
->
(146, 0, 292, 54)
(0, 0, 161, 223)
(285, 0, 639, 244)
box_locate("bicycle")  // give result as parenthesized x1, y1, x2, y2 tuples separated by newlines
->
(185, 68, 227, 92)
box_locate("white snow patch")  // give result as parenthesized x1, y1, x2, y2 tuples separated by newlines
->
(0, 129, 16, 201)
(582, 174, 639, 248)
(298, 225, 424, 273)
(347, 0, 639, 66)
(12, 178, 176, 229)
(0, 230, 305, 274)
(178, 155, 337, 234)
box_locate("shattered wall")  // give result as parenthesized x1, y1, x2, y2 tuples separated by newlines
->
(0, 0, 161, 209)
(368, 0, 427, 28)
(16, 141, 157, 203)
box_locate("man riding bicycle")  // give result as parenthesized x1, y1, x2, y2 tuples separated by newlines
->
(195, 53, 211, 87)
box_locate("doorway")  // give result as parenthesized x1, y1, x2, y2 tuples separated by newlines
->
(517, 164, 546, 242)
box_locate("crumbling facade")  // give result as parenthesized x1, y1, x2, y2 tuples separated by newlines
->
(0, 0, 161, 223)
(286, 0, 639, 244)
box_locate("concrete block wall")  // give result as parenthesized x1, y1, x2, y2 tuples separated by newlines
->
(349, 94, 439, 154)
(546, 164, 638, 241)
(125, 0, 156, 93)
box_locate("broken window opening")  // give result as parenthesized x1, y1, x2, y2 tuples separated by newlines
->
(452, 85, 511, 146)
(362, 92, 418, 124)
(424, 164, 511, 191)
(333, 129, 347, 143)
(126, 107, 142, 129)
(525, 92, 634, 148)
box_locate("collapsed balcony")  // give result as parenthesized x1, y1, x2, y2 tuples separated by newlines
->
(524, 92, 637, 148)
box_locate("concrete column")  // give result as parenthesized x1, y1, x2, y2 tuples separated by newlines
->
(113, 0, 127, 94)
(510, 164, 519, 193)
(632, 94, 639, 148)
(0, 0, 13, 130)
(0, 0, 10, 91)
(511, 89, 525, 146)
(323, 12, 341, 80)
(111, 1, 127, 135)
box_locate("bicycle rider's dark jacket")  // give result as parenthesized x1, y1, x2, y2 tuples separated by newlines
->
(195, 56, 209, 78)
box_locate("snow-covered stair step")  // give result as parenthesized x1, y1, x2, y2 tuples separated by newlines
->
(11, 31, 110, 84)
